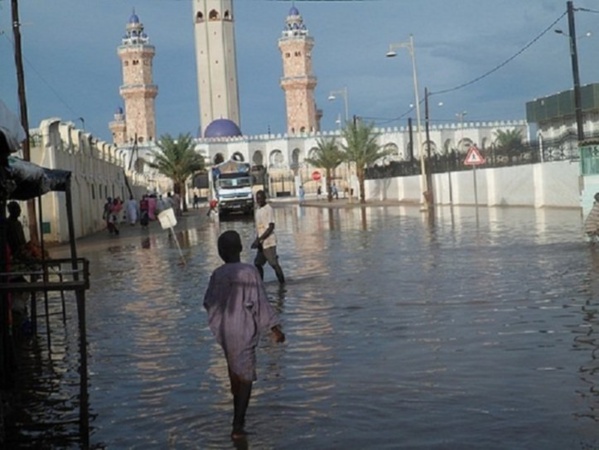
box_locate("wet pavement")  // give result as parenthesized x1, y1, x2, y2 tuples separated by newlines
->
(6, 202, 599, 449)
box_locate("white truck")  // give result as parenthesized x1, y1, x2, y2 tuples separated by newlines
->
(209, 160, 254, 219)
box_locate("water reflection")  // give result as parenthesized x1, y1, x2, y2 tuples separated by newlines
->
(8, 205, 599, 448)
(574, 247, 599, 422)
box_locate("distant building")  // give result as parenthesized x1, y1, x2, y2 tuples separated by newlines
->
(193, 0, 241, 137)
(109, 10, 158, 146)
(278, 6, 321, 134)
(526, 83, 599, 144)
(192, 4, 527, 199)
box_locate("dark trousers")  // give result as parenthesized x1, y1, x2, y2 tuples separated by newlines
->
(254, 246, 285, 284)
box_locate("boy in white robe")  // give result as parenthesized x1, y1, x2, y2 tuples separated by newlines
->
(203, 230, 285, 439)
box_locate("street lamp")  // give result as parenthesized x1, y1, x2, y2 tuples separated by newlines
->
(328, 86, 349, 123)
(329, 87, 351, 199)
(456, 111, 467, 146)
(387, 34, 427, 207)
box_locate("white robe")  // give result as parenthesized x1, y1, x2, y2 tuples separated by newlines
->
(203, 262, 280, 381)
(126, 199, 138, 224)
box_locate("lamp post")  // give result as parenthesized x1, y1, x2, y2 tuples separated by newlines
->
(387, 34, 427, 207)
(328, 87, 349, 123)
(555, 1, 584, 142)
(328, 87, 351, 199)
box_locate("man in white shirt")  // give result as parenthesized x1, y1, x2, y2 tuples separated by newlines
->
(251, 190, 285, 284)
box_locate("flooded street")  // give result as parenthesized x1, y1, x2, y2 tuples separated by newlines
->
(8, 203, 599, 449)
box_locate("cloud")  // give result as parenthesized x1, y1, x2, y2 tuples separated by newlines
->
(1, 0, 597, 141)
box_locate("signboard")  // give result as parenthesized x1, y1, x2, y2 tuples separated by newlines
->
(312, 171, 322, 181)
(464, 146, 486, 166)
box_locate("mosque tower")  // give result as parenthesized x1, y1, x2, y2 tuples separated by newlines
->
(278, 5, 321, 134)
(193, 0, 241, 137)
(110, 10, 158, 146)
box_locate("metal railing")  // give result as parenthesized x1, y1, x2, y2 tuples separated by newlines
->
(365, 135, 583, 180)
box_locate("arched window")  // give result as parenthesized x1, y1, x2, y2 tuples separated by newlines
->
(290, 148, 301, 170)
(214, 153, 225, 165)
(232, 152, 244, 162)
(269, 150, 285, 169)
(195, 12, 204, 23)
(252, 151, 264, 166)
(384, 142, 400, 160)
(209, 9, 219, 20)
(457, 137, 473, 153)
(224, 10, 231, 20)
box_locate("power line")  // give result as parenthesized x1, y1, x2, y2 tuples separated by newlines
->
(2, 32, 81, 121)
(430, 10, 568, 97)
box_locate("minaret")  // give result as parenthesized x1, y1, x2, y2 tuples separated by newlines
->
(193, 0, 241, 136)
(109, 106, 127, 144)
(111, 10, 158, 146)
(278, 6, 321, 134)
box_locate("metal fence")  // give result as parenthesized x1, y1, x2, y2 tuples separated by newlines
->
(365, 136, 582, 180)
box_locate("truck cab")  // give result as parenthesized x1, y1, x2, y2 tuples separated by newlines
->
(210, 160, 254, 219)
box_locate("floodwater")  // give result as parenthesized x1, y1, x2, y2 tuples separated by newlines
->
(6, 203, 599, 449)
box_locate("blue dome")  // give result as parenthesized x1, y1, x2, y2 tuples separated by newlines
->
(129, 13, 140, 23)
(289, 6, 300, 16)
(116, 106, 123, 114)
(204, 119, 242, 138)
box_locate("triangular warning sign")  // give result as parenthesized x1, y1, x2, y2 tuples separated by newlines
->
(464, 146, 486, 166)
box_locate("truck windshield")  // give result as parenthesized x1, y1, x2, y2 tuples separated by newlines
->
(218, 177, 251, 188)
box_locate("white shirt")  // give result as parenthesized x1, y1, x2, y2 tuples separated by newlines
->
(255, 203, 276, 248)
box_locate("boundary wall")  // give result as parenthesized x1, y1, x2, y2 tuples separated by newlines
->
(18, 119, 149, 243)
(365, 160, 580, 209)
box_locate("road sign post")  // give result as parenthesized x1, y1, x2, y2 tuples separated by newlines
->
(464, 146, 486, 223)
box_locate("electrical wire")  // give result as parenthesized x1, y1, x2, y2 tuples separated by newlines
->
(2, 32, 81, 121)
(430, 10, 568, 97)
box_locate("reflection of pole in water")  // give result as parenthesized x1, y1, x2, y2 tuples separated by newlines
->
(360, 207, 367, 231)
(170, 227, 186, 265)
(427, 208, 435, 229)
(473, 165, 480, 227)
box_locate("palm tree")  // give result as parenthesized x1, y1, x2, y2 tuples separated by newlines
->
(494, 128, 524, 163)
(340, 120, 393, 203)
(149, 133, 205, 212)
(305, 137, 344, 201)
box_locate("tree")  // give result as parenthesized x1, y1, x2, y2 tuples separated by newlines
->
(305, 137, 344, 201)
(149, 133, 205, 212)
(340, 120, 392, 203)
(494, 128, 524, 163)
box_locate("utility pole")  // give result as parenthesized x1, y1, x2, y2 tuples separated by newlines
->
(424, 87, 433, 208)
(407, 118, 414, 161)
(567, 0, 584, 142)
(11, 0, 39, 242)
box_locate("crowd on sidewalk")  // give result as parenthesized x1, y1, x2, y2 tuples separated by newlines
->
(102, 192, 182, 235)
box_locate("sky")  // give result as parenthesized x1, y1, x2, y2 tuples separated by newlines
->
(2, 0, 599, 143)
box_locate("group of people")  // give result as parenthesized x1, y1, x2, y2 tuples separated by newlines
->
(204, 189, 286, 440)
(30, 186, 286, 440)
(306, 183, 339, 202)
(103, 192, 182, 234)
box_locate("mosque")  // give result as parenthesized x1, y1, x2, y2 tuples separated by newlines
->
(108, 2, 531, 198)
